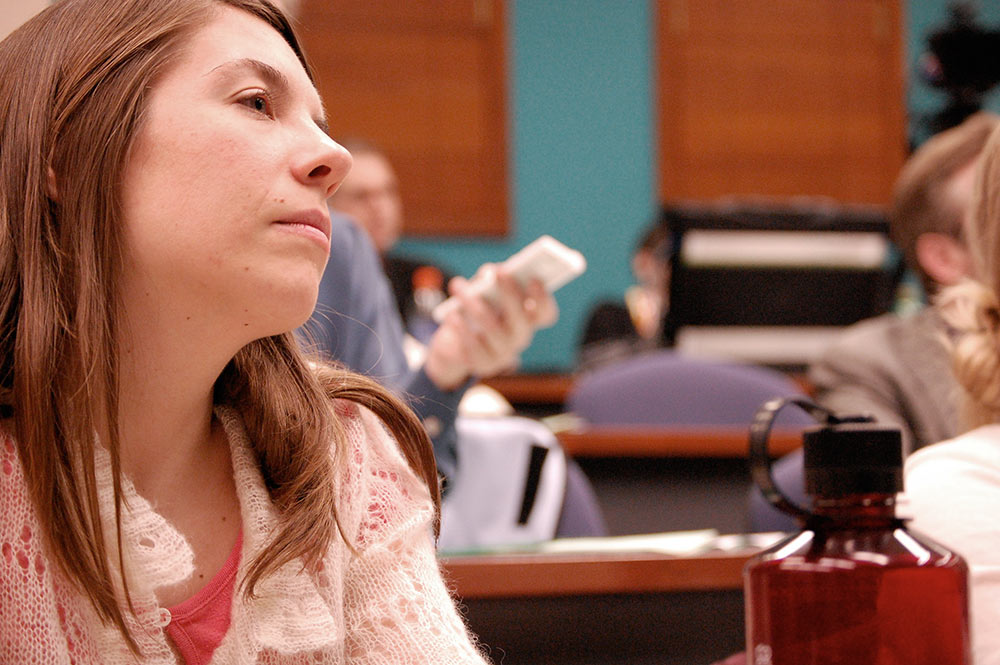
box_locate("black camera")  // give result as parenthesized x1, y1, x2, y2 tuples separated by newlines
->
(920, 2, 1000, 136)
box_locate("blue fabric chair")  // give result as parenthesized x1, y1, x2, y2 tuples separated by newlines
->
(747, 448, 805, 532)
(568, 350, 813, 427)
(567, 350, 813, 533)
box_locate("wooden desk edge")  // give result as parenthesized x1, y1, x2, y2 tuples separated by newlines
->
(440, 551, 754, 599)
(481, 371, 813, 407)
(556, 427, 802, 458)
(481, 373, 574, 405)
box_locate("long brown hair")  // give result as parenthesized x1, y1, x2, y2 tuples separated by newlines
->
(0, 0, 438, 650)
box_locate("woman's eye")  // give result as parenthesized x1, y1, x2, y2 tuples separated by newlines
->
(239, 90, 272, 117)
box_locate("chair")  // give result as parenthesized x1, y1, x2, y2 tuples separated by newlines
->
(566, 350, 813, 534)
(437, 415, 605, 552)
(568, 350, 813, 427)
(747, 448, 805, 532)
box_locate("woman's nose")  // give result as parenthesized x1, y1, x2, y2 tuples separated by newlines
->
(293, 129, 352, 198)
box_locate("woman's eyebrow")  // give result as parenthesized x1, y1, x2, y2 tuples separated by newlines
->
(208, 57, 289, 93)
(207, 57, 329, 133)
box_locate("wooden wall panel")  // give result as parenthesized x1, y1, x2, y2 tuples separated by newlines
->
(296, 0, 509, 236)
(656, 0, 906, 207)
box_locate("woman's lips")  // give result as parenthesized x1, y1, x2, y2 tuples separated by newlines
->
(274, 209, 331, 249)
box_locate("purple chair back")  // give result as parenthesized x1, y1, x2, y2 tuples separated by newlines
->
(568, 350, 813, 427)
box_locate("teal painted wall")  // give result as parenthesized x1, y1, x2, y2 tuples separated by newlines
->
(398, 1, 655, 371)
(397, 0, 1000, 372)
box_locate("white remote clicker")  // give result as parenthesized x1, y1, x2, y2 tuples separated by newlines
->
(431, 235, 587, 323)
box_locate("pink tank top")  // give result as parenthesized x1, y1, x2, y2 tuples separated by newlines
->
(165, 532, 243, 665)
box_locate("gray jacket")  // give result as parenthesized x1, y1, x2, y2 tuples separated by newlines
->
(807, 306, 958, 454)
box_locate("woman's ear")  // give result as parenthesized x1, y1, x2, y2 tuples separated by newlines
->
(46, 166, 58, 201)
(915, 232, 971, 288)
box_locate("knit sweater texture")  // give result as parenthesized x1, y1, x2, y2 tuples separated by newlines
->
(0, 402, 488, 664)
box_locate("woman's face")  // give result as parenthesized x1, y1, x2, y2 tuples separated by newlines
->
(120, 5, 350, 343)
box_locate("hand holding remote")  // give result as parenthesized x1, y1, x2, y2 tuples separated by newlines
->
(432, 235, 586, 323)
(422, 236, 583, 390)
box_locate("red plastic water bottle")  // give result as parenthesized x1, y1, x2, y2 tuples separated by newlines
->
(744, 398, 970, 665)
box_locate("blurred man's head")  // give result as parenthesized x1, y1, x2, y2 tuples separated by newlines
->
(328, 138, 403, 254)
(631, 221, 670, 292)
(892, 112, 1000, 295)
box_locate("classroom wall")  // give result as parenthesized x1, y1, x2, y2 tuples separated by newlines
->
(2, 1, 998, 373)
(398, 1, 655, 372)
(398, 0, 1000, 372)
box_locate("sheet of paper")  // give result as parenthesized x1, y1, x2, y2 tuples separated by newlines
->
(438, 530, 792, 557)
(536, 529, 720, 556)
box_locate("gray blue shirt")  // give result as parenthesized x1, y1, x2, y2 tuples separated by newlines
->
(303, 214, 461, 482)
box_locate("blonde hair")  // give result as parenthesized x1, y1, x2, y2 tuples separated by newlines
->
(0, 0, 437, 651)
(892, 112, 1000, 295)
(938, 123, 1000, 430)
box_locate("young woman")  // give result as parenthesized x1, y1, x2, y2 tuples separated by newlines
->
(0, 0, 489, 662)
(905, 123, 1000, 665)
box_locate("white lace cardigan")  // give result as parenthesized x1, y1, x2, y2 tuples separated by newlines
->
(0, 402, 489, 664)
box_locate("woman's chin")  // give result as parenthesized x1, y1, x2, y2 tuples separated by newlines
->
(237, 287, 319, 341)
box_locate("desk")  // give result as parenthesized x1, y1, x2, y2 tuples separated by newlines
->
(442, 549, 751, 597)
(553, 426, 803, 535)
(441, 550, 753, 665)
(480, 372, 573, 416)
(556, 426, 802, 458)
(481, 370, 814, 418)
(482, 371, 813, 403)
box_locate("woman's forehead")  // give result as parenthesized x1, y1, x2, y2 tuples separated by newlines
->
(170, 6, 320, 106)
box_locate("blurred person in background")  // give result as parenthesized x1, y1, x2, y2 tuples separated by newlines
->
(751, 111, 999, 535)
(577, 219, 670, 372)
(329, 137, 455, 345)
(808, 111, 999, 454)
(308, 204, 556, 486)
(308, 138, 606, 540)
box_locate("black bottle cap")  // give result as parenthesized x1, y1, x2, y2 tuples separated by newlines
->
(803, 423, 903, 497)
